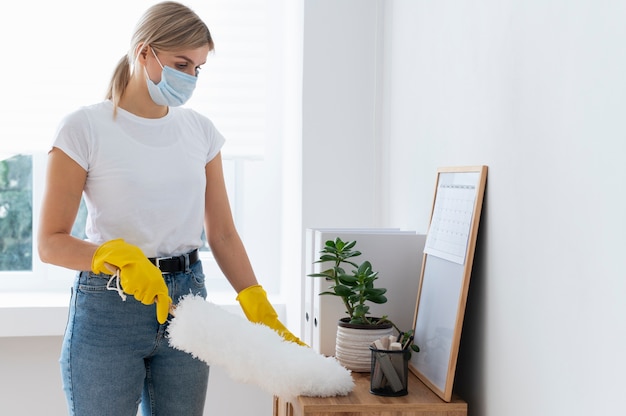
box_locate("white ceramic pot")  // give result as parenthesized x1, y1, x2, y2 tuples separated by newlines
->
(334, 319, 394, 372)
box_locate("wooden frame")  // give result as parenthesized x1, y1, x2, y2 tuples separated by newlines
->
(409, 166, 488, 402)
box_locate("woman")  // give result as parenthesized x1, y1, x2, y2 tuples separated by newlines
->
(38, 2, 303, 415)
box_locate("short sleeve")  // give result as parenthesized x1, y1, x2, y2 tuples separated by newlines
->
(51, 108, 92, 171)
(201, 115, 226, 164)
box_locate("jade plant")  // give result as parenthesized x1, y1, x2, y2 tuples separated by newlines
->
(308, 237, 390, 326)
(308, 237, 420, 354)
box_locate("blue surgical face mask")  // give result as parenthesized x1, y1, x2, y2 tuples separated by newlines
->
(145, 47, 197, 107)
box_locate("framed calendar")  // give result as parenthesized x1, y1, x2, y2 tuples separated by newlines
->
(409, 166, 488, 402)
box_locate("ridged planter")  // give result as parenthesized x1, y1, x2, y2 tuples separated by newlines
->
(335, 318, 394, 372)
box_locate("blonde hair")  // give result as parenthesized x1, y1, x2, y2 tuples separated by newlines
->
(106, 1, 214, 113)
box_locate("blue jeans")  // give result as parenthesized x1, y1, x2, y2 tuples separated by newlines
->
(60, 260, 210, 416)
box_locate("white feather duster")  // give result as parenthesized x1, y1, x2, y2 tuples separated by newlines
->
(167, 294, 354, 398)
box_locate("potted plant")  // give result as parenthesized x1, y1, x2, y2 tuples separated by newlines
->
(308, 237, 418, 371)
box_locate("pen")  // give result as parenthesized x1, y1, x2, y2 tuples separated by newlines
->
(401, 335, 414, 350)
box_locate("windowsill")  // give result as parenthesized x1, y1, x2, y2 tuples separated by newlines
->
(0, 291, 284, 338)
(0, 292, 71, 337)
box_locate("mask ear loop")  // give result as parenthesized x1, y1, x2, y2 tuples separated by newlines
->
(150, 46, 165, 70)
(106, 269, 127, 301)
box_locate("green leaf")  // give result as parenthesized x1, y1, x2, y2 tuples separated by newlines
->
(357, 261, 372, 273)
(368, 294, 388, 304)
(353, 304, 369, 317)
(364, 288, 387, 297)
(307, 272, 332, 278)
(333, 285, 354, 297)
(337, 274, 358, 285)
(342, 240, 357, 250)
(324, 239, 338, 248)
(318, 254, 339, 262)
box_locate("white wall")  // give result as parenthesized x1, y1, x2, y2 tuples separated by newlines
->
(380, 1, 626, 415)
(302, 0, 626, 415)
(301, 0, 383, 230)
(0, 337, 67, 413)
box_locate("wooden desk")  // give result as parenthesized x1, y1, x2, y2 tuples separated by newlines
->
(273, 371, 467, 416)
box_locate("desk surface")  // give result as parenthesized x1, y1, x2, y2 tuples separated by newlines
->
(278, 371, 467, 416)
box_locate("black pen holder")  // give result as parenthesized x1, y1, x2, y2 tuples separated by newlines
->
(369, 346, 410, 396)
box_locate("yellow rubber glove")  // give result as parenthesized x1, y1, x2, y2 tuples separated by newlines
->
(92, 239, 172, 324)
(236, 285, 307, 346)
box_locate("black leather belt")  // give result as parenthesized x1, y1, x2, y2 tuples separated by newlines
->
(149, 249, 199, 273)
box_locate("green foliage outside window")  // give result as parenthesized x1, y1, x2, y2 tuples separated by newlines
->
(0, 154, 32, 271)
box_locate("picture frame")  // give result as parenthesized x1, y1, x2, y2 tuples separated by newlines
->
(408, 166, 488, 402)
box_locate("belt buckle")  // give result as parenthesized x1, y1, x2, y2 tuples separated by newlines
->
(182, 252, 190, 270)
(154, 252, 191, 273)
(155, 256, 172, 272)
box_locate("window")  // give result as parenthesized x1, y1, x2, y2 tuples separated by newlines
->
(0, 0, 302, 295)
(0, 155, 32, 271)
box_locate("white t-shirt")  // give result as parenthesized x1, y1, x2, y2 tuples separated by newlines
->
(52, 100, 225, 258)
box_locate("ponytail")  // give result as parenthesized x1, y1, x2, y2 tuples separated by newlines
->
(105, 55, 132, 117)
